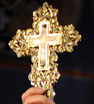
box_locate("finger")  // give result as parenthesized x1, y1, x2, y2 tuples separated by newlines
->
(24, 95, 48, 104)
(22, 87, 44, 103)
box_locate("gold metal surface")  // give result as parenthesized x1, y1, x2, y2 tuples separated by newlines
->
(9, 2, 81, 99)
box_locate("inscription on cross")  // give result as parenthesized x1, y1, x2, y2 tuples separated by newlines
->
(26, 20, 61, 70)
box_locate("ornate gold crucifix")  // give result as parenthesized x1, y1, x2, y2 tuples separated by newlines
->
(9, 2, 81, 100)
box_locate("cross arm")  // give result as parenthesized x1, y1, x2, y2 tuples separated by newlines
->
(9, 29, 38, 57)
(56, 24, 81, 53)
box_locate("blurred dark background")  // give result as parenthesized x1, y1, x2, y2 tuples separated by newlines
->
(0, 0, 94, 104)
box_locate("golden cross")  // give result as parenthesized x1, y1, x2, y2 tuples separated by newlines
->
(9, 2, 81, 99)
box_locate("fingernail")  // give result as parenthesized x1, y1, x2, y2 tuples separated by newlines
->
(48, 100, 55, 104)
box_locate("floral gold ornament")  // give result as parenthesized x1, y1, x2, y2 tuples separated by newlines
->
(9, 2, 81, 100)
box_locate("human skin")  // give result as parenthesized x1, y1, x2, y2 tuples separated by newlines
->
(21, 87, 55, 104)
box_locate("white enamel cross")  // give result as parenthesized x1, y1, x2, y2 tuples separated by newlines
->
(27, 20, 61, 70)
